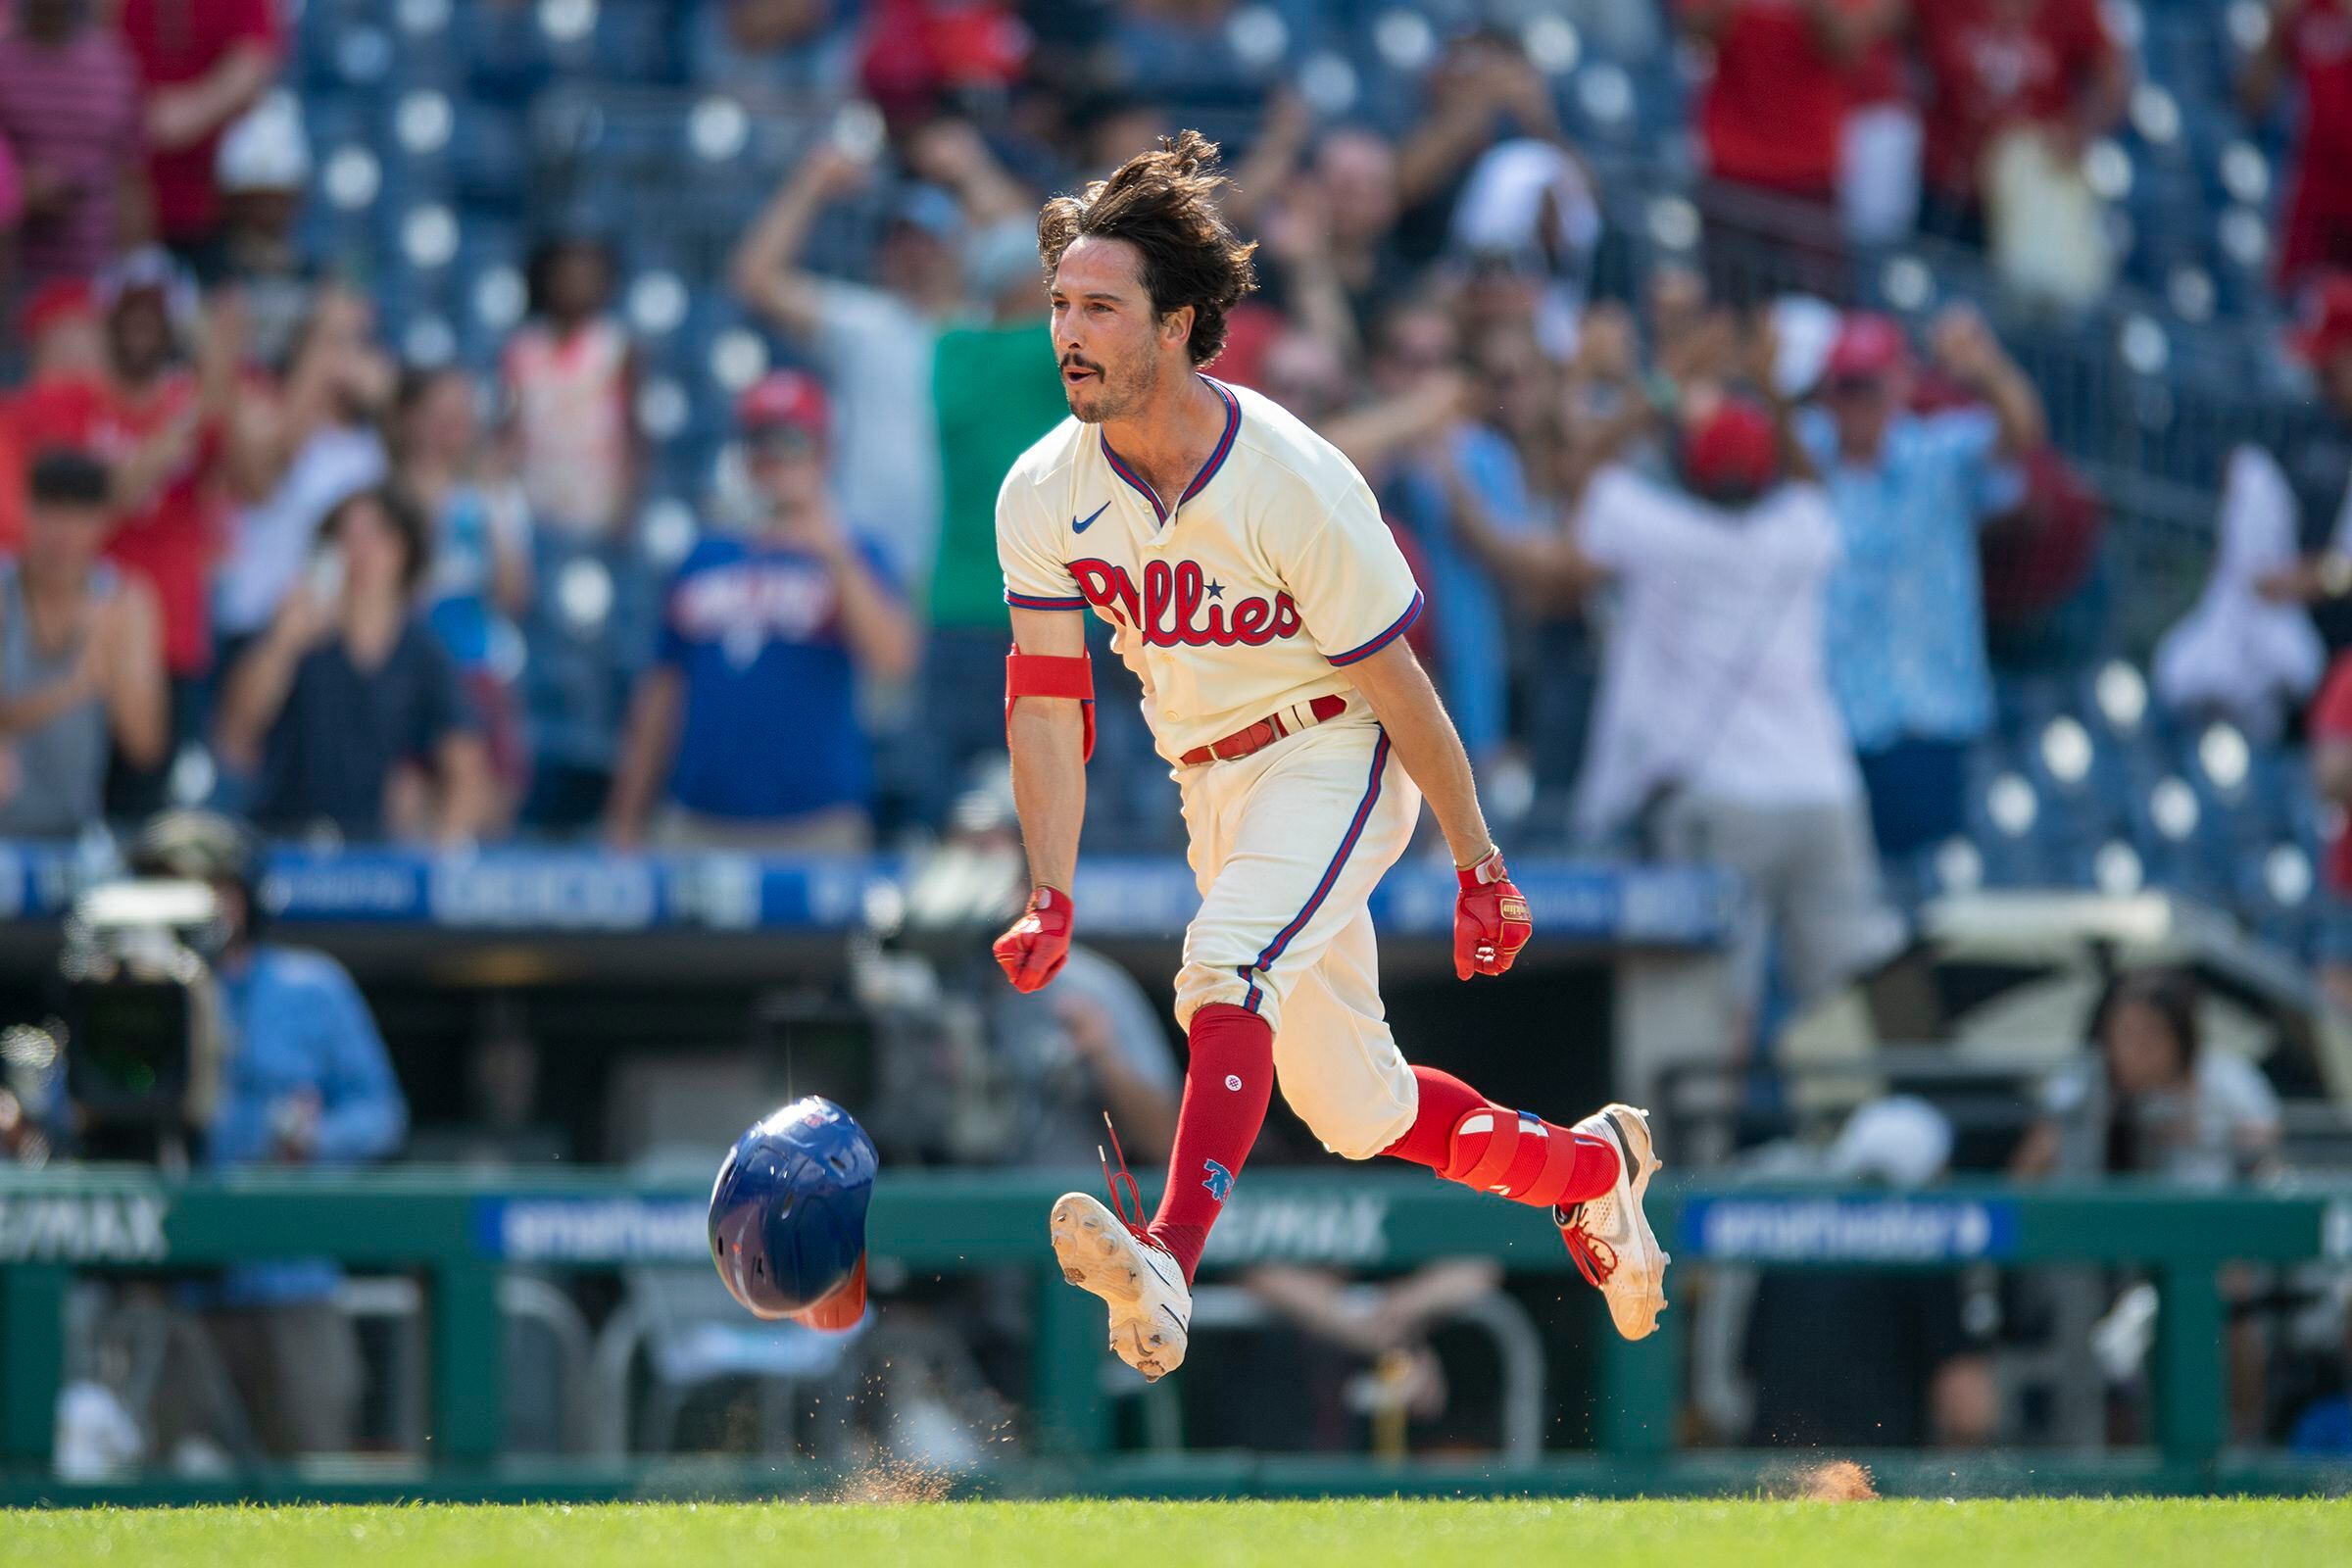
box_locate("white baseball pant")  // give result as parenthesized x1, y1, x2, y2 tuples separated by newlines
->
(1172, 711, 1423, 1159)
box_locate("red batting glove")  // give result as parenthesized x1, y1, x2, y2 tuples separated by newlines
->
(993, 885, 1074, 993)
(1454, 849, 1532, 980)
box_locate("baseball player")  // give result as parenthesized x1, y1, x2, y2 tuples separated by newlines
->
(991, 132, 1668, 1382)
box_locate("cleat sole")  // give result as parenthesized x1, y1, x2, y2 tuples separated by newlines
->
(1048, 1193, 1189, 1382)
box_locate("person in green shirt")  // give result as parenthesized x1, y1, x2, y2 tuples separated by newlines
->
(922, 217, 1072, 813)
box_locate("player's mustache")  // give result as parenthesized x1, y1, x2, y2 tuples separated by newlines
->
(1060, 356, 1102, 375)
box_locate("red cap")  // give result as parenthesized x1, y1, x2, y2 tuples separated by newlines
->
(1682, 399, 1781, 499)
(18, 278, 97, 343)
(736, 369, 830, 439)
(1824, 312, 1912, 384)
(2292, 275, 2352, 366)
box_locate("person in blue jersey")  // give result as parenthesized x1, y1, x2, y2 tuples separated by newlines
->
(605, 369, 919, 853)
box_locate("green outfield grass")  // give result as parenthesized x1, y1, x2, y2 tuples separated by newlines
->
(6, 1497, 2350, 1568)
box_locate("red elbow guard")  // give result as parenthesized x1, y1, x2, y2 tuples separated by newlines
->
(1005, 648, 1097, 762)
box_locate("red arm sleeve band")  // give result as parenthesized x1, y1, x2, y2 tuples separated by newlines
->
(1005, 649, 1096, 763)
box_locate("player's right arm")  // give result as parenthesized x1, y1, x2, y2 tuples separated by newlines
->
(993, 460, 1093, 991)
(1004, 604, 1088, 897)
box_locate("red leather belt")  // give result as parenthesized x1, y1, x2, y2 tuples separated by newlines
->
(1179, 694, 1348, 766)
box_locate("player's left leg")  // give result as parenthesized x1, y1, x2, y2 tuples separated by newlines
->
(1276, 909, 1670, 1341)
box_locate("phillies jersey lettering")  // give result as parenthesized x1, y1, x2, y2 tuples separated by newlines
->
(998, 376, 1424, 764)
(672, 557, 844, 666)
(1068, 557, 1305, 648)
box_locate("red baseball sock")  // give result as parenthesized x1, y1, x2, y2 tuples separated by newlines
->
(1148, 1003, 1275, 1283)
(1381, 1066, 1618, 1208)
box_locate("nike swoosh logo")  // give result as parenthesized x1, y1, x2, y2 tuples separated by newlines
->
(1072, 502, 1109, 534)
(1138, 1247, 1183, 1293)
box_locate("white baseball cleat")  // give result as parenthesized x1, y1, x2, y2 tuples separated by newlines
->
(1557, 1103, 1670, 1341)
(1049, 1192, 1192, 1381)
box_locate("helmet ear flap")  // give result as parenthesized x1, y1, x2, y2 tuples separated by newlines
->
(708, 1096, 877, 1330)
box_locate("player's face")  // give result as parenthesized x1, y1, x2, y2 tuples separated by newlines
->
(1050, 236, 1179, 425)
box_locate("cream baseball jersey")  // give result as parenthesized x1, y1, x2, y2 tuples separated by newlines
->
(997, 375, 1424, 763)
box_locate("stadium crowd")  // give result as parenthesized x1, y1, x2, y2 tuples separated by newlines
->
(9, 0, 2352, 1469)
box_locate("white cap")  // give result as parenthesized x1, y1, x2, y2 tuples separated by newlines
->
(1769, 294, 1844, 401)
(1825, 1096, 1953, 1188)
(217, 91, 313, 194)
(1446, 137, 1601, 268)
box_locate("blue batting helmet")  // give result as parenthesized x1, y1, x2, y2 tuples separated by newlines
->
(709, 1096, 879, 1331)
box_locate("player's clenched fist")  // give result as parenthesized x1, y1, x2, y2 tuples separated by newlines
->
(993, 886, 1074, 992)
(1453, 849, 1532, 980)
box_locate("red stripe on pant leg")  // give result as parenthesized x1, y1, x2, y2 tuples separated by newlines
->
(1148, 1003, 1275, 1284)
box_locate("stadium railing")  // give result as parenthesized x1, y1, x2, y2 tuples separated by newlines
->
(3, 1166, 2348, 1503)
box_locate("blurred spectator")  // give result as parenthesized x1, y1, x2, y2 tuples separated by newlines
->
(869, 775, 1177, 1152)
(2154, 446, 2322, 744)
(212, 90, 315, 372)
(394, 366, 533, 817)
(1245, 110, 1413, 360)
(116, 0, 280, 273)
(2011, 969, 2282, 1184)
(2307, 633, 2352, 1013)
(1, 280, 112, 553)
(2234, 286, 2352, 980)
(1454, 378, 1901, 1033)
(214, 290, 392, 655)
(0, 448, 166, 836)
(990, 944, 1181, 1166)
(606, 372, 918, 853)
(2008, 967, 2281, 1442)
(500, 235, 637, 543)
(215, 486, 494, 845)
(1240, 1258, 1509, 1448)
(2242, 0, 2352, 289)
(1838, 2, 1921, 245)
(0, 0, 145, 288)
(1743, 1098, 1999, 1448)
(1678, 1, 1902, 298)
(132, 809, 405, 1459)
(922, 216, 1066, 812)
(1394, 30, 1568, 268)
(689, 0, 853, 106)
(859, 0, 1030, 124)
(1337, 302, 1530, 766)
(2254, 278, 2352, 653)
(83, 252, 238, 759)
(1800, 308, 2045, 860)
(1976, 442, 2107, 672)
(1915, 0, 2129, 245)
(1446, 137, 1601, 362)
(730, 122, 1015, 589)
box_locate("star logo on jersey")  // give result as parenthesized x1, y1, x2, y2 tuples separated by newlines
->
(1072, 501, 1110, 534)
(1200, 1159, 1235, 1203)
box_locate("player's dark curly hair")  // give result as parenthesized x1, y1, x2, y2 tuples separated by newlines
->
(1037, 130, 1259, 367)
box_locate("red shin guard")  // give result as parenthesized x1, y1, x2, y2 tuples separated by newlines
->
(1381, 1066, 1618, 1208)
(1148, 1003, 1275, 1283)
